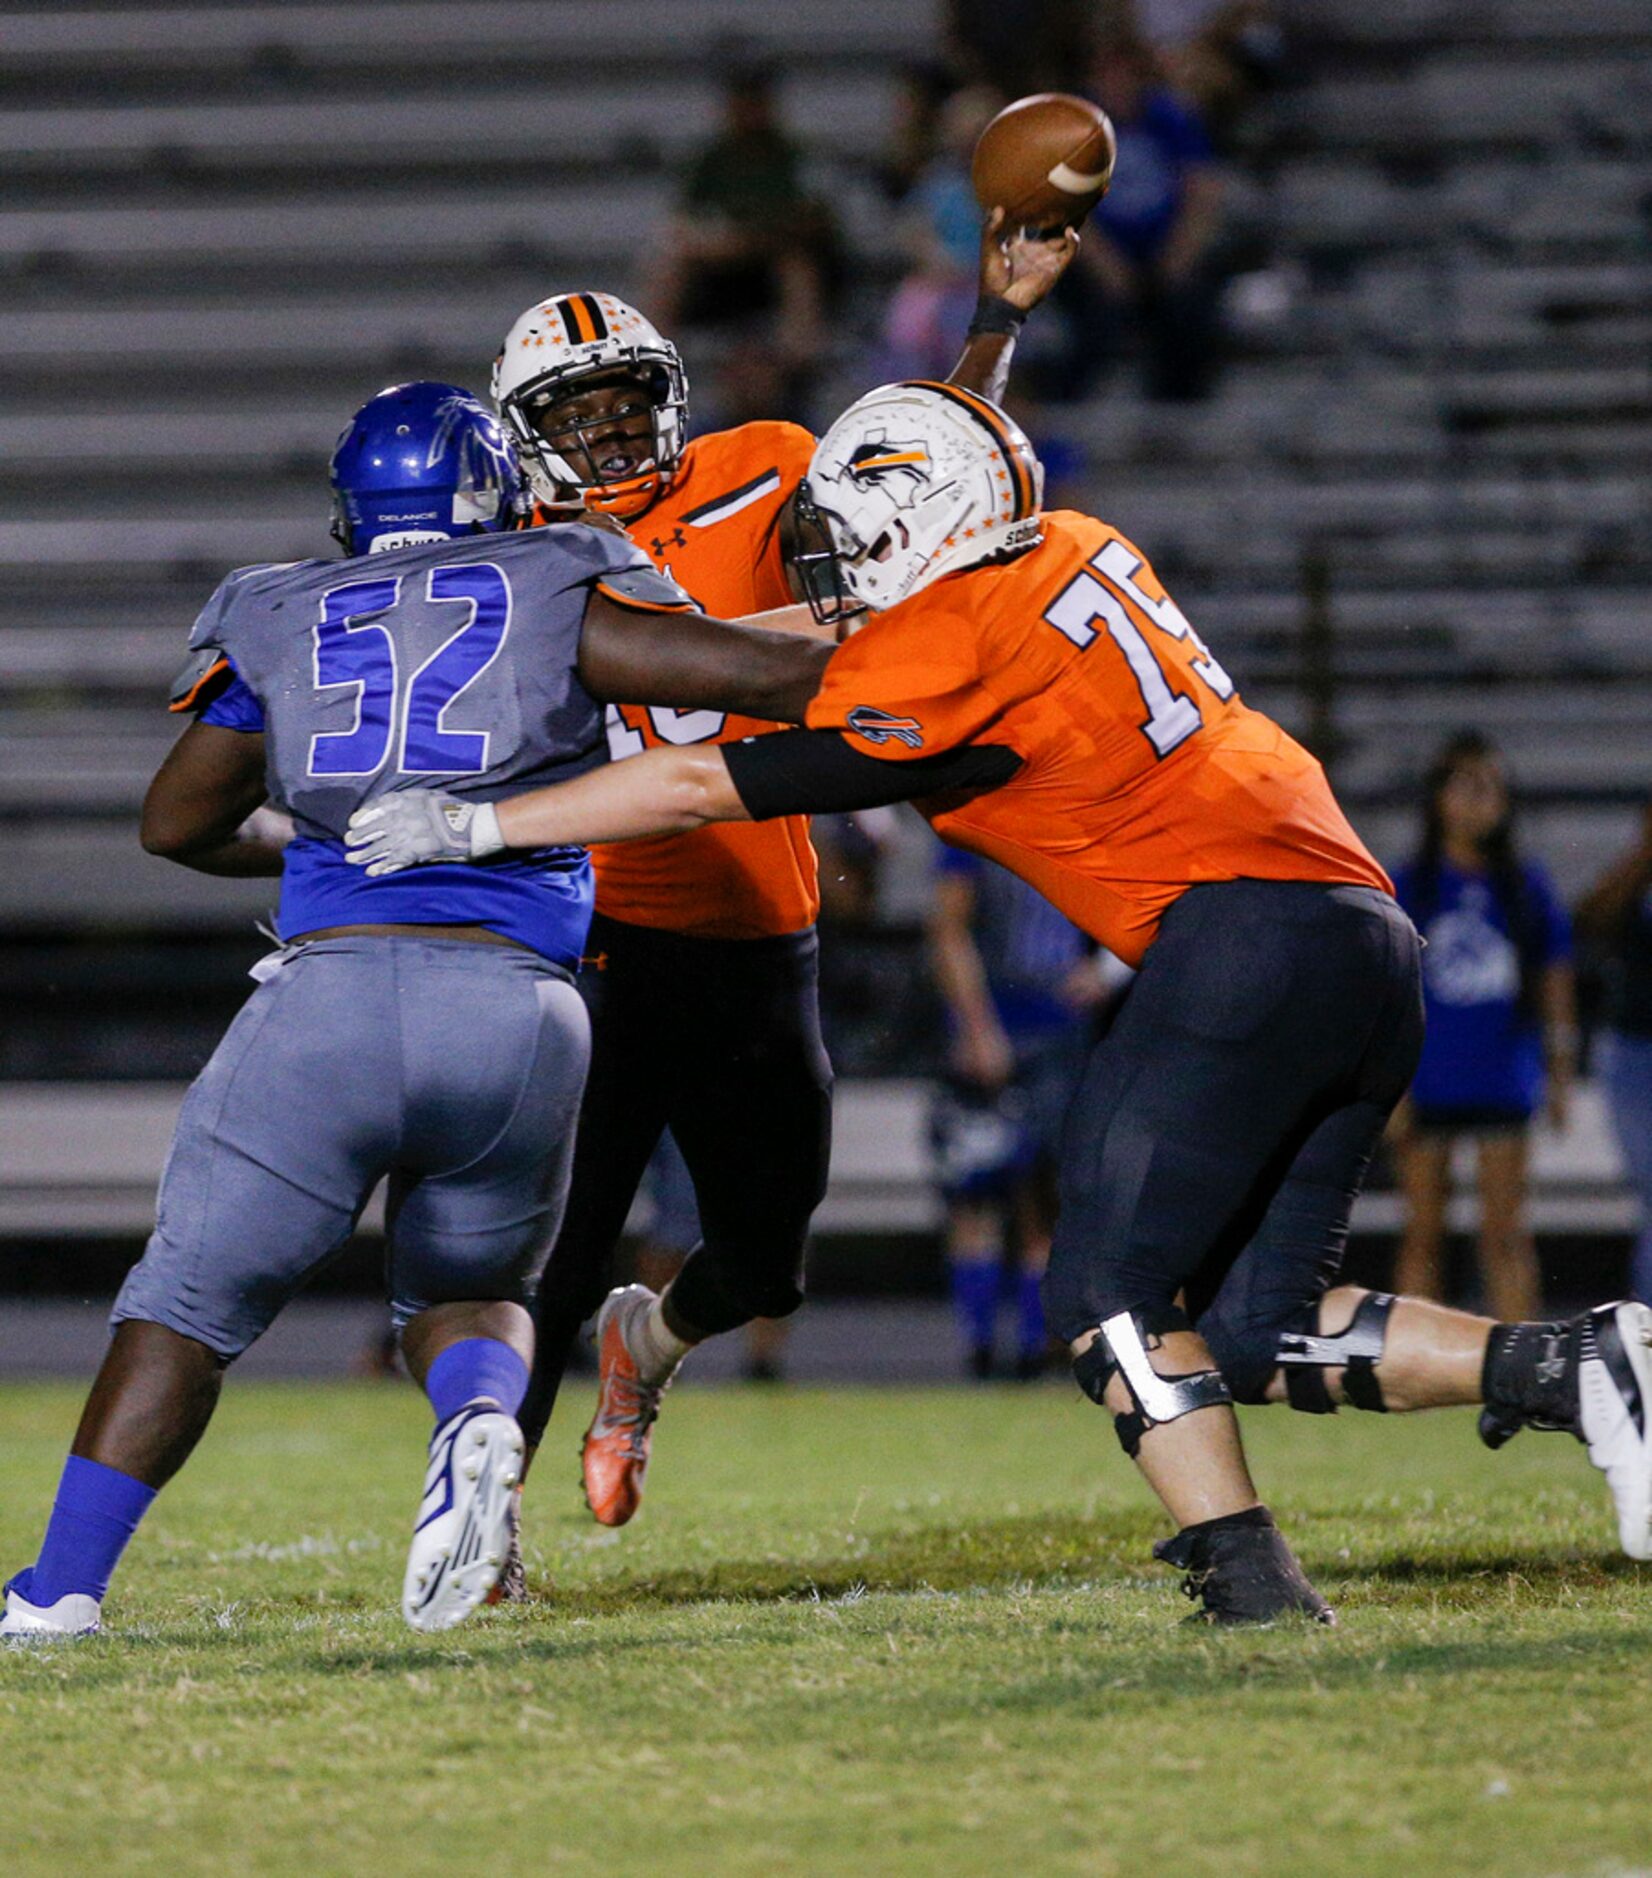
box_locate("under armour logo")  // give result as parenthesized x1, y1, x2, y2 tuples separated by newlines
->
(650, 528, 688, 556)
(846, 705, 924, 749)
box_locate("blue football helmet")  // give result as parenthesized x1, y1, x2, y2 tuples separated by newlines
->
(329, 381, 530, 556)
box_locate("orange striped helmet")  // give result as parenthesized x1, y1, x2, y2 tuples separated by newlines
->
(491, 293, 687, 521)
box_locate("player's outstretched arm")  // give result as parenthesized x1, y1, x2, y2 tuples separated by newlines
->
(947, 208, 1080, 404)
(345, 732, 1020, 875)
(141, 720, 284, 876)
(578, 590, 833, 725)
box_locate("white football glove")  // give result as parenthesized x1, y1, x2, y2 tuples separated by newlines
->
(344, 791, 506, 877)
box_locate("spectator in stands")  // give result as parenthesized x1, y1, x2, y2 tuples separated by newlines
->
(873, 60, 956, 207)
(928, 851, 1123, 1379)
(691, 336, 798, 434)
(1140, 1, 1285, 151)
(945, 0, 1091, 97)
(877, 87, 1007, 384)
(1390, 731, 1577, 1321)
(647, 54, 841, 382)
(813, 810, 940, 1078)
(1058, 32, 1225, 402)
(1575, 799, 1652, 1303)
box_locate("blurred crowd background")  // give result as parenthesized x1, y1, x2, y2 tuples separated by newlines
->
(2, 0, 1648, 1375)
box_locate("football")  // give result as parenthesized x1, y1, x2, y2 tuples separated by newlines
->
(970, 91, 1117, 231)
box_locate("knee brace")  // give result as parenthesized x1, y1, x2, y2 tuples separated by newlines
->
(1274, 1291, 1395, 1414)
(1072, 1306, 1233, 1458)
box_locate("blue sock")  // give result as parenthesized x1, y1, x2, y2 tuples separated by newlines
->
(16, 1456, 157, 1606)
(424, 1338, 529, 1426)
(949, 1257, 1001, 1352)
(1016, 1272, 1047, 1357)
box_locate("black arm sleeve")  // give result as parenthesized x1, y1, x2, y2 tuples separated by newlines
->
(722, 728, 1022, 820)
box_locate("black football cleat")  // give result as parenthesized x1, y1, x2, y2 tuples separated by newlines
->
(1153, 1506, 1336, 1626)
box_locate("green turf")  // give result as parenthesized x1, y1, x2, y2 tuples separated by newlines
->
(3, 1379, 1650, 1876)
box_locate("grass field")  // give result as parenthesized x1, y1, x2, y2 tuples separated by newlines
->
(3, 1378, 1651, 1877)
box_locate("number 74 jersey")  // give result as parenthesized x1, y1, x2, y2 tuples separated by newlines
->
(804, 508, 1391, 968)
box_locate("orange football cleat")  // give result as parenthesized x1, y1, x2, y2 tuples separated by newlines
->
(581, 1286, 669, 1528)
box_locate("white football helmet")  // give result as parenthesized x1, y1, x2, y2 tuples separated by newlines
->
(795, 382, 1044, 620)
(491, 292, 688, 520)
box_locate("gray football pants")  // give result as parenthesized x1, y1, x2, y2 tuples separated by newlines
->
(112, 935, 590, 1359)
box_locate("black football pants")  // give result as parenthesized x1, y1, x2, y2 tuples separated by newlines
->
(519, 913, 832, 1448)
(1044, 879, 1425, 1400)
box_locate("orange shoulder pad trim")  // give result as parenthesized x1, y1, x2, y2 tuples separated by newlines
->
(168, 655, 230, 714)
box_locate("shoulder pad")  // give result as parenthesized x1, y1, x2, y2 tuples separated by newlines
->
(169, 645, 232, 714)
(593, 563, 697, 615)
(717, 420, 816, 473)
(764, 421, 818, 477)
(185, 561, 308, 651)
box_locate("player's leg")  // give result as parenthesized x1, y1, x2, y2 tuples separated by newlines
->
(1046, 881, 1424, 1624)
(387, 941, 590, 1629)
(1393, 1125, 1451, 1301)
(744, 1315, 790, 1384)
(1253, 1274, 1652, 1557)
(1207, 1096, 1652, 1557)
(517, 919, 673, 1469)
(574, 1132, 702, 1529)
(584, 928, 831, 1522)
(1475, 1129, 1541, 1322)
(948, 1195, 1008, 1380)
(930, 1077, 1018, 1378)
(661, 929, 832, 1341)
(629, 1132, 703, 1300)
(3, 947, 389, 1641)
(1010, 1032, 1086, 1381)
(1011, 1180, 1053, 1380)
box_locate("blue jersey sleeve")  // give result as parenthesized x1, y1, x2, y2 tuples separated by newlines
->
(199, 661, 266, 733)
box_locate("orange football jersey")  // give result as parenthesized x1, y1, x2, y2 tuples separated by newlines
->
(805, 509, 1390, 968)
(594, 421, 820, 939)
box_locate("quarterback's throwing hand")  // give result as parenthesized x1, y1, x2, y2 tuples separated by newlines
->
(345, 791, 506, 876)
(980, 206, 1081, 314)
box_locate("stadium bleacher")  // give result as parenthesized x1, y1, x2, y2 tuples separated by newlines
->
(0, 0, 1646, 1238)
(2, 0, 1645, 929)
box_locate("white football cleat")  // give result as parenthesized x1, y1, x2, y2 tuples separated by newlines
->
(2, 1583, 101, 1645)
(1577, 1301, 1652, 1560)
(402, 1402, 524, 1632)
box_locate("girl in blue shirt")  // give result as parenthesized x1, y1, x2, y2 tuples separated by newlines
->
(1391, 731, 1576, 1321)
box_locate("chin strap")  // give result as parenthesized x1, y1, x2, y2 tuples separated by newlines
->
(582, 466, 668, 520)
(1072, 1307, 1234, 1458)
